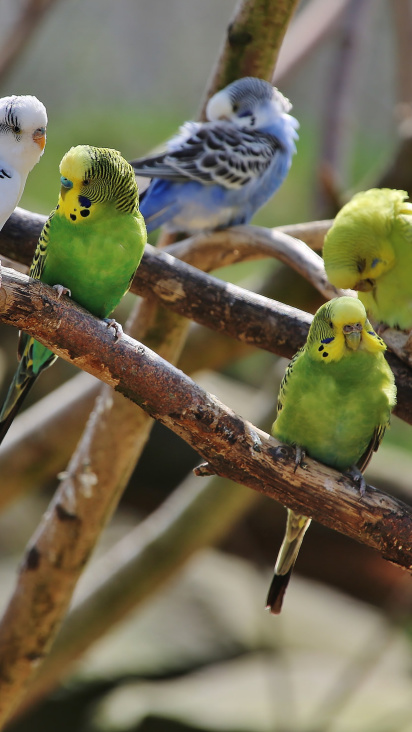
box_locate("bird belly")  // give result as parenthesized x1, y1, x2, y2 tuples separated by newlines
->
(273, 355, 392, 471)
(42, 217, 142, 318)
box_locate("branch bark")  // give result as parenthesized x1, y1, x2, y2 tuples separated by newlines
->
(0, 268, 412, 721)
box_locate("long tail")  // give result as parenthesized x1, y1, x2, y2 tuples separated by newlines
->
(266, 509, 311, 614)
(0, 367, 37, 445)
(0, 334, 56, 446)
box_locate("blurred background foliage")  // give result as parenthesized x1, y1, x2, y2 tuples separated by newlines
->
(1, 1, 412, 730)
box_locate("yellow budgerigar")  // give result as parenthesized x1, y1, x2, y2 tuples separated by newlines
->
(267, 297, 396, 614)
(323, 188, 412, 330)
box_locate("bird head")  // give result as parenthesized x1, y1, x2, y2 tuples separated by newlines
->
(206, 77, 297, 135)
(0, 95, 47, 172)
(58, 145, 138, 223)
(323, 189, 406, 291)
(308, 296, 386, 362)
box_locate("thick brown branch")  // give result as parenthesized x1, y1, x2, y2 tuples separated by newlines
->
(1, 248, 412, 426)
(0, 269, 411, 720)
(0, 267, 409, 563)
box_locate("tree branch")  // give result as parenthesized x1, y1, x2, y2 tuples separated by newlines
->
(273, 0, 353, 83)
(0, 266, 411, 721)
(199, 0, 301, 118)
(0, 0, 306, 719)
(1, 241, 412, 424)
(0, 0, 61, 82)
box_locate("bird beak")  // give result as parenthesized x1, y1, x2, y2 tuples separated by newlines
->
(32, 126, 47, 150)
(353, 278, 375, 292)
(343, 322, 363, 350)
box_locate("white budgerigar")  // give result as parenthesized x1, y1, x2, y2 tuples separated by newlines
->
(0, 94, 47, 230)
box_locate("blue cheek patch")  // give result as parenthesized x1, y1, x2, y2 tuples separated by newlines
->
(78, 195, 92, 208)
(321, 337, 334, 344)
(371, 258, 381, 268)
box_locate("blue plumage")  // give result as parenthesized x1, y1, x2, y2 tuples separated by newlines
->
(131, 77, 299, 234)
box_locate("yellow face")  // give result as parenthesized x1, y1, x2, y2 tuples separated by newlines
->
(311, 297, 386, 362)
(57, 146, 96, 224)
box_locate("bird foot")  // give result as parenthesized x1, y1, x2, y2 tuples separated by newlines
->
(53, 284, 71, 299)
(294, 445, 306, 473)
(344, 464, 367, 497)
(104, 318, 123, 341)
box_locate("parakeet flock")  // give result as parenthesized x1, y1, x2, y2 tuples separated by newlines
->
(0, 79, 406, 615)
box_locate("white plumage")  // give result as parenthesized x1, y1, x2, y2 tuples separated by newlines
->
(0, 95, 47, 230)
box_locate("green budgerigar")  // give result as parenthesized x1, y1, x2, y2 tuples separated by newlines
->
(323, 188, 412, 330)
(0, 144, 146, 445)
(267, 297, 396, 614)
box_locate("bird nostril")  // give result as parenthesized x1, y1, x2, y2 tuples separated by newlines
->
(60, 176, 73, 189)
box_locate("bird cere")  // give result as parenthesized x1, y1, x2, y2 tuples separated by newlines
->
(0, 77, 404, 618)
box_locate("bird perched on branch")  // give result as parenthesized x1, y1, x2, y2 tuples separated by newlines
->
(0, 145, 146, 445)
(323, 188, 412, 330)
(131, 77, 299, 234)
(267, 297, 396, 614)
(0, 94, 47, 230)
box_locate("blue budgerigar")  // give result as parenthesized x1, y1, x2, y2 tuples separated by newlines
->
(131, 77, 299, 234)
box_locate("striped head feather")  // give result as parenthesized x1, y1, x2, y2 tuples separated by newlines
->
(58, 145, 138, 222)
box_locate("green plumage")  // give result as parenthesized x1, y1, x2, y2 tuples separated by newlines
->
(323, 188, 412, 330)
(267, 297, 396, 614)
(0, 145, 146, 444)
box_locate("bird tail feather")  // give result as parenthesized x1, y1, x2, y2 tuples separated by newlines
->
(0, 369, 37, 446)
(266, 509, 311, 614)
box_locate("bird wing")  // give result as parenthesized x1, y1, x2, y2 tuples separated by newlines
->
(0, 162, 22, 229)
(357, 423, 387, 473)
(276, 348, 303, 415)
(29, 209, 55, 280)
(131, 123, 281, 189)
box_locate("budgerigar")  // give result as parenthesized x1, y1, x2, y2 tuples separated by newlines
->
(131, 77, 299, 234)
(267, 297, 396, 614)
(0, 145, 146, 445)
(323, 188, 412, 330)
(0, 95, 47, 230)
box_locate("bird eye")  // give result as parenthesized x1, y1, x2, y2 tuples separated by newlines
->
(83, 179, 90, 186)
(232, 103, 239, 113)
(13, 125, 21, 134)
(329, 321, 333, 328)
